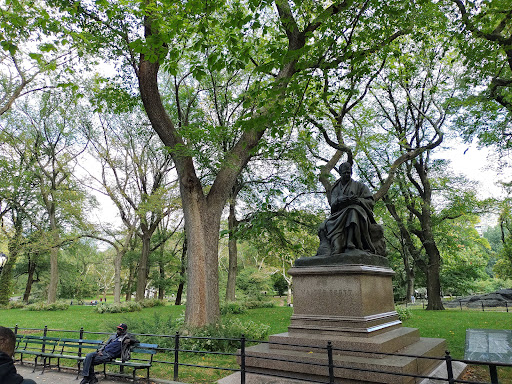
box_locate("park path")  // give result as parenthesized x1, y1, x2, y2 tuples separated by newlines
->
(15, 363, 185, 384)
(16, 363, 134, 384)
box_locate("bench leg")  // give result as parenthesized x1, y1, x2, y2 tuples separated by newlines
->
(41, 357, 47, 374)
(32, 356, 38, 373)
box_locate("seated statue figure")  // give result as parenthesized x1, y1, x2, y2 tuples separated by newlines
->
(297, 162, 386, 267)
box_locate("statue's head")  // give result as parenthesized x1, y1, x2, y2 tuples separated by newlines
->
(339, 162, 352, 183)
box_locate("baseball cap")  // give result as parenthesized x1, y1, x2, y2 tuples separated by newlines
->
(117, 323, 127, 331)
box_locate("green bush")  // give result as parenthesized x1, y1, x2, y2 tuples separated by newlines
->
(271, 274, 288, 296)
(5, 301, 25, 309)
(395, 305, 412, 321)
(24, 301, 69, 311)
(220, 301, 247, 315)
(127, 312, 270, 352)
(140, 299, 167, 308)
(236, 267, 272, 301)
(95, 301, 142, 313)
(180, 318, 270, 352)
(245, 300, 274, 309)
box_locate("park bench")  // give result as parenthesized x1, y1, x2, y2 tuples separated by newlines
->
(15, 335, 61, 372)
(43, 338, 104, 377)
(103, 343, 159, 383)
(14, 334, 24, 352)
(15, 334, 158, 382)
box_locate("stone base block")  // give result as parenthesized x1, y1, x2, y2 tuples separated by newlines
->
(288, 265, 398, 335)
(269, 327, 421, 357)
(228, 336, 446, 384)
(218, 360, 467, 384)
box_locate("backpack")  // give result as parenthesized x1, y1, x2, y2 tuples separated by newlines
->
(120, 334, 137, 362)
(120, 342, 133, 362)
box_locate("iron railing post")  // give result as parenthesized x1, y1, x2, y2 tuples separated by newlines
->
(43, 325, 48, 352)
(14, 324, 18, 335)
(445, 350, 454, 384)
(240, 334, 246, 384)
(173, 332, 179, 381)
(489, 365, 499, 384)
(78, 327, 84, 357)
(327, 341, 334, 384)
(482, 301, 485, 312)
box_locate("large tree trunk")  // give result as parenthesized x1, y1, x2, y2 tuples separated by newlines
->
(226, 199, 238, 302)
(182, 187, 222, 325)
(422, 228, 444, 310)
(135, 233, 152, 301)
(412, 160, 444, 311)
(175, 236, 186, 306)
(47, 247, 59, 303)
(158, 258, 165, 300)
(23, 258, 37, 303)
(47, 206, 60, 304)
(125, 263, 135, 301)
(406, 273, 415, 303)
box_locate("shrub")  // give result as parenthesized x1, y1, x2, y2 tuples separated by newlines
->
(127, 312, 270, 352)
(180, 318, 270, 352)
(236, 267, 272, 301)
(95, 301, 142, 313)
(271, 273, 288, 296)
(220, 301, 247, 315)
(245, 300, 274, 309)
(5, 301, 25, 309)
(395, 305, 412, 321)
(140, 299, 167, 308)
(24, 301, 69, 311)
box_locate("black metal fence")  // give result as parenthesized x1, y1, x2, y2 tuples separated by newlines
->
(403, 300, 511, 312)
(11, 325, 511, 384)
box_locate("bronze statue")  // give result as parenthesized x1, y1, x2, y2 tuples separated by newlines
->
(296, 162, 387, 267)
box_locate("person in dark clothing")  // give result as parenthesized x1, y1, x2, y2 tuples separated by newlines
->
(80, 323, 138, 384)
(0, 326, 37, 384)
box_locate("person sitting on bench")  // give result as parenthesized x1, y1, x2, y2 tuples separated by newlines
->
(80, 323, 138, 384)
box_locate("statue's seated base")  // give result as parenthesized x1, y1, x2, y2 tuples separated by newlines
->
(294, 249, 389, 268)
(218, 263, 466, 383)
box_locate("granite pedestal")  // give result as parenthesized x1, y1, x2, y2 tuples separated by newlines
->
(219, 258, 465, 384)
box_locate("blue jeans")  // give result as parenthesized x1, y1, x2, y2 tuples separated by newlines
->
(82, 351, 112, 377)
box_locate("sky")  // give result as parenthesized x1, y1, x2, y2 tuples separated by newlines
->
(437, 138, 510, 230)
(439, 139, 510, 200)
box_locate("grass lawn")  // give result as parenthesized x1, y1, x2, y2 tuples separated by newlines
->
(1, 304, 511, 383)
(403, 308, 512, 383)
(403, 308, 511, 358)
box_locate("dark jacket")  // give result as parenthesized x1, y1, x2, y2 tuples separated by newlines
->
(98, 332, 138, 359)
(0, 351, 23, 384)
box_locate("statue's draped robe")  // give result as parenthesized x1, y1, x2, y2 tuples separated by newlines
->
(325, 178, 376, 253)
